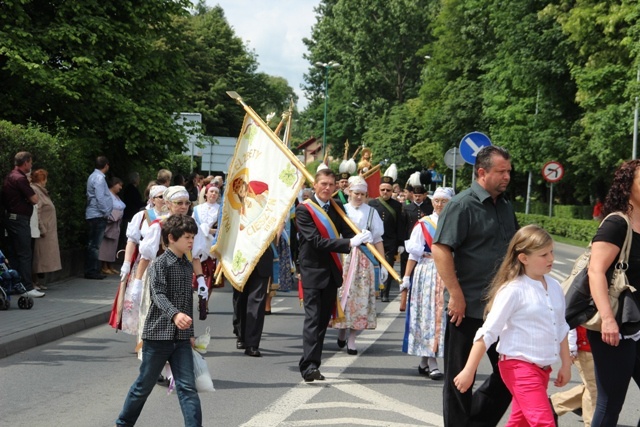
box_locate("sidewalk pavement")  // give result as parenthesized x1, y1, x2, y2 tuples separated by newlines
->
(0, 274, 121, 359)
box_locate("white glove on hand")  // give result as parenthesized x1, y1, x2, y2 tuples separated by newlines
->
(197, 276, 208, 300)
(350, 230, 373, 247)
(130, 278, 143, 301)
(397, 246, 405, 255)
(380, 267, 388, 283)
(400, 276, 411, 291)
(120, 261, 131, 282)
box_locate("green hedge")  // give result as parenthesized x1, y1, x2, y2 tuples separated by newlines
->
(515, 213, 599, 243)
(513, 201, 592, 219)
(0, 121, 88, 249)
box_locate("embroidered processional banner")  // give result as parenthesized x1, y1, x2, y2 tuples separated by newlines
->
(212, 115, 304, 291)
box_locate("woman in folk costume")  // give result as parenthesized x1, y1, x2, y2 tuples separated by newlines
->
(113, 187, 208, 352)
(192, 183, 222, 308)
(113, 184, 167, 334)
(333, 175, 387, 355)
(399, 187, 455, 380)
(135, 187, 208, 345)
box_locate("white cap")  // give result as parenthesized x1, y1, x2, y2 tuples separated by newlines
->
(432, 187, 455, 199)
(149, 185, 167, 199)
(348, 175, 368, 193)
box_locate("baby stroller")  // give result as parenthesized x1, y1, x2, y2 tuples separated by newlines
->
(0, 249, 34, 310)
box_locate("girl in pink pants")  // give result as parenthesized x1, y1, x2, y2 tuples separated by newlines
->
(453, 225, 572, 426)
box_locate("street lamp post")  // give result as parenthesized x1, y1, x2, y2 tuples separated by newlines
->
(315, 60, 341, 159)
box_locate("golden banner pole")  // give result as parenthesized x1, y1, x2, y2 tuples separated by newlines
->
(226, 91, 400, 281)
(363, 163, 382, 179)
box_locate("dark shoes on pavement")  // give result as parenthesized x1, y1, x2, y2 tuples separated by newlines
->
(347, 348, 358, 355)
(156, 375, 171, 387)
(244, 347, 261, 357)
(418, 366, 444, 380)
(381, 296, 390, 302)
(337, 338, 346, 349)
(428, 369, 444, 380)
(236, 340, 245, 350)
(303, 368, 325, 382)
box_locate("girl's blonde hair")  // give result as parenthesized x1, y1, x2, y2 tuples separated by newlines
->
(484, 224, 553, 317)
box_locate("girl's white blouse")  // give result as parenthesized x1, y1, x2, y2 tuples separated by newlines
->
(473, 274, 570, 367)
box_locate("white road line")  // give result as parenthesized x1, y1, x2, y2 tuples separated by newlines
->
(331, 381, 443, 426)
(240, 299, 443, 427)
(281, 418, 429, 426)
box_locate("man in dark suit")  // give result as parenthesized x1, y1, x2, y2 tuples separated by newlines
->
(295, 168, 372, 382)
(233, 245, 274, 357)
(400, 183, 433, 280)
(334, 172, 350, 205)
(368, 175, 404, 302)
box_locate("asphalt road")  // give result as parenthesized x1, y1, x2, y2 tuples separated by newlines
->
(1, 242, 638, 427)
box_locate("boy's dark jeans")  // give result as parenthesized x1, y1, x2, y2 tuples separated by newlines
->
(116, 339, 202, 427)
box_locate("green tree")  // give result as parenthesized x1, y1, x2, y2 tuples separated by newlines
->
(361, 98, 430, 185)
(301, 0, 436, 159)
(550, 0, 637, 190)
(185, 3, 298, 137)
(0, 0, 194, 166)
(482, 0, 581, 201)
(420, 0, 495, 160)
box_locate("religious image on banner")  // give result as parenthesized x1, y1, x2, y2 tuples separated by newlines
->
(212, 115, 305, 290)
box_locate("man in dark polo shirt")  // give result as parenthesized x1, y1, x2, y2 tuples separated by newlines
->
(432, 146, 518, 427)
(369, 166, 404, 302)
(1, 152, 44, 297)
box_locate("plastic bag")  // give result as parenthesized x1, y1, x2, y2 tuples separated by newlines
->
(194, 327, 211, 354)
(192, 349, 215, 393)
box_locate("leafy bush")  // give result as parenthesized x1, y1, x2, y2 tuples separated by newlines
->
(553, 205, 592, 220)
(0, 121, 88, 249)
(513, 201, 591, 219)
(516, 213, 599, 242)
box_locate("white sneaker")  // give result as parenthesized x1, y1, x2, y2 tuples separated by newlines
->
(26, 289, 45, 298)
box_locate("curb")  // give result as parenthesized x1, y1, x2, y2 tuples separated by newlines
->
(0, 310, 111, 359)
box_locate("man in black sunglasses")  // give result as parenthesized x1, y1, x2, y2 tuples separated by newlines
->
(368, 166, 405, 302)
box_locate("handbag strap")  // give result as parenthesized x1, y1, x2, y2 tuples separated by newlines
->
(603, 212, 633, 269)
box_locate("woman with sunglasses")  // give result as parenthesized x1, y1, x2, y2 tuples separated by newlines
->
(117, 185, 167, 334)
(116, 188, 208, 344)
(133, 187, 208, 346)
(114, 186, 209, 387)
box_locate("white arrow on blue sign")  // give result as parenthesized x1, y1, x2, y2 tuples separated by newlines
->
(459, 132, 492, 165)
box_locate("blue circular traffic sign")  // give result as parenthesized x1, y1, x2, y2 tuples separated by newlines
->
(459, 132, 492, 165)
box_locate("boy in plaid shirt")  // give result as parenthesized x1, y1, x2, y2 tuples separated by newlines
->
(116, 215, 202, 427)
